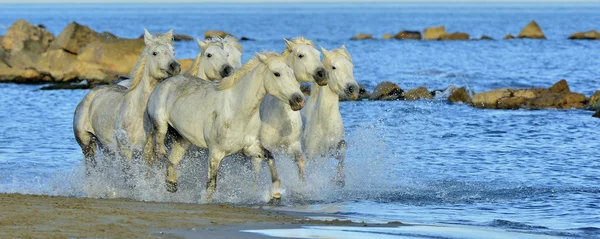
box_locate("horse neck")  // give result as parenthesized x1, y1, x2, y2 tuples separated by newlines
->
(223, 65, 267, 115)
(126, 67, 159, 107)
(196, 65, 208, 80)
(309, 82, 340, 116)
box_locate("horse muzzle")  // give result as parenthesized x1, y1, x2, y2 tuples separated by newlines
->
(289, 93, 305, 111)
(220, 65, 234, 78)
(168, 61, 181, 77)
(345, 83, 359, 100)
(313, 67, 328, 86)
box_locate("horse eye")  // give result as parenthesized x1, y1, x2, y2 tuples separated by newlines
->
(274, 72, 281, 77)
(298, 54, 304, 58)
(152, 52, 158, 56)
(332, 66, 337, 70)
(207, 53, 212, 58)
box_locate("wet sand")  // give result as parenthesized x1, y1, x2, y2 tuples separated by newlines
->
(0, 193, 376, 238)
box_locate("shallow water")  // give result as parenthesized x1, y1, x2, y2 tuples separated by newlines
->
(1, 3, 599, 239)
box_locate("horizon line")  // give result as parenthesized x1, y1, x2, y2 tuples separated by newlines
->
(0, 0, 598, 3)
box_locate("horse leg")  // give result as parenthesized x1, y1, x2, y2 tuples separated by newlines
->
(334, 140, 347, 188)
(75, 131, 97, 176)
(290, 142, 306, 181)
(205, 150, 225, 202)
(165, 136, 191, 193)
(246, 144, 281, 203)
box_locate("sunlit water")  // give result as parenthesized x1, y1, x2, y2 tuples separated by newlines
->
(1, 3, 599, 239)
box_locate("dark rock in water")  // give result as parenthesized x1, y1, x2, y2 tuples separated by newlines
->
(593, 110, 600, 118)
(439, 32, 470, 40)
(173, 34, 193, 41)
(240, 36, 255, 41)
(504, 34, 515, 40)
(403, 86, 433, 100)
(40, 83, 90, 90)
(351, 33, 373, 40)
(497, 96, 528, 109)
(474, 35, 494, 40)
(549, 79, 570, 93)
(358, 84, 369, 100)
(521, 92, 586, 109)
(518, 20, 546, 39)
(472, 88, 516, 109)
(587, 90, 600, 111)
(424, 26, 446, 40)
(448, 87, 472, 104)
(369, 81, 403, 101)
(394, 31, 422, 40)
(569, 30, 600, 40)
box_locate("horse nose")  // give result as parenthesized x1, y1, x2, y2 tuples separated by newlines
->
(346, 84, 359, 100)
(289, 93, 305, 111)
(314, 67, 328, 86)
(221, 65, 233, 78)
(169, 61, 181, 76)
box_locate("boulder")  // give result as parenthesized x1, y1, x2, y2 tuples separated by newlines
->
(36, 49, 77, 73)
(448, 87, 472, 104)
(63, 60, 120, 85)
(517, 21, 546, 39)
(477, 35, 494, 40)
(204, 30, 233, 39)
(587, 90, 600, 110)
(497, 96, 528, 109)
(521, 92, 586, 109)
(403, 86, 433, 100)
(548, 79, 570, 93)
(178, 58, 194, 73)
(240, 36, 255, 41)
(472, 88, 513, 108)
(77, 37, 145, 75)
(4, 39, 46, 68)
(0, 68, 51, 83)
(568, 30, 600, 40)
(504, 34, 515, 40)
(351, 33, 373, 40)
(1, 20, 55, 52)
(439, 32, 470, 40)
(48, 22, 103, 54)
(358, 84, 370, 100)
(173, 34, 193, 41)
(423, 26, 446, 40)
(369, 81, 403, 101)
(593, 110, 600, 118)
(394, 31, 422, 40)
(382, 33, 393, 39)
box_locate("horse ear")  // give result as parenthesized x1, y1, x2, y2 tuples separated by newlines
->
(256, 52, 268, 63)
(320, 45, 330, 57)
(197, 38, 207, 50)
(341, 45, 348, 53)
(283, 38, 295, 50)
(144, 29, 154, 45)
(161, 29, 174, 43)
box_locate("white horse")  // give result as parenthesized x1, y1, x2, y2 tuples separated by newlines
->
(258, 37, 327, 180)
(73, 29, 180, 169)
(222, 36, 243, 69)
(301, 45, 359, 187)
(145, 52, 304, 202)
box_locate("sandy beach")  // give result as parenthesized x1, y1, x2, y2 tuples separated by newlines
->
(0, 193, 373, 238)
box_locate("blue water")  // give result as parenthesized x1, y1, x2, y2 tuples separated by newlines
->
(1, 3, 600, 239)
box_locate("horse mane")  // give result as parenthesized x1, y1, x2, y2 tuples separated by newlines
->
(224, 36, 243, 52)
(323, 48, 352, 69)
(281, 37, 316, 58)
(127, 38, 171, 92)
(185, 38, 225, 77)
(216, 52, 282, 91)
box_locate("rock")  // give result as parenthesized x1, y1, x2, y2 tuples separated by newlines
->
(369, 81, 403, 101)
(593, 110, 600, 118)
(1, 20, 55, 52)
(513, 89, 537, 99)
(101, 31, 118, 40)
(521, 92, 586, 109)
(358, 84, 370, 100)
(504, 34, 515, 40)
(351, 33, 373, 40)
(517, 21, 546, 39)
(204, 30, 233, 39)
(63, 60, 120, 85)
(448, 87, 472, 104)
(549, 79, 570, 93)
(439, 32, 470, 40)
(382, 33, 393, 39)
(472, 88, 513, 108)
(36, 49, 77, 73)
(240, 36, 255, 41)
(497, 96, 528, 109)
(568, 30, 600, 40)
(423, 26, 446, 40)
(173, 34, 193, 41)
(476, 35, 494, 40)
(587, 90, 600, 110)
(0, 67, 51, 83)
(77, 37, 145, 75)
(178, 58, 194, 73)
(4, 39, 46, 68)
(48, 22, 103, 54)
(403, 86, 433, 100)
(394, 31, 422, 40)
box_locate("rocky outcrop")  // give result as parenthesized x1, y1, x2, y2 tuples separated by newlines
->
(423, 26, 446, 40)
(1, 20, 55, 52)
(48, 22, 103, 54)
(475, 35, 494, 40)
(77, 37, 145, 75)
(178, 58, 194, 73)
(472, 88, 514, 108)
(504, 34, 515, 40)
(394, 31, 422, 40)
(403, 87, 433, 100)
(369, 81, 403, 101)
(517, 21, 546, 39)
(204, 30, 233, 39)
(173, 34, 193, 41)
(568, 30, 600, 40)
(587, 91, 600, 111)
(382, 34, 393, 39)
(593, 110, 600, 118)
(448, 87, 472, 104)
(351, 33, 373, 40)
(439, 32, 470, 40)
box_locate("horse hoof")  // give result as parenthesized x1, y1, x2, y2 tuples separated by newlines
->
(268, 193, 281, 205)
(165, 181, 178, 193)
(334, 179, 346, 188)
